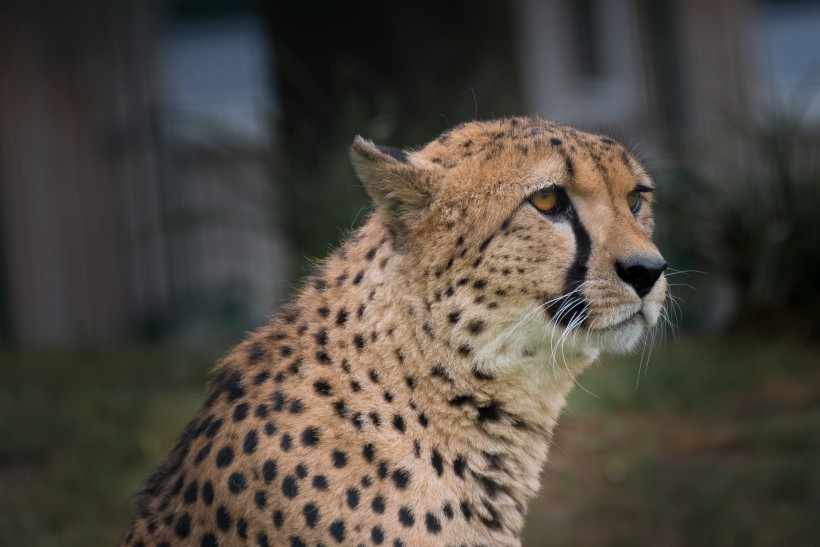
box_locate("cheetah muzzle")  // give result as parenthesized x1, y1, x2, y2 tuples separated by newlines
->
(122, 117, 668, 546)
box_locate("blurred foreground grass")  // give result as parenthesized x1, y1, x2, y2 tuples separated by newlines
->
(1, 336, 818, 546)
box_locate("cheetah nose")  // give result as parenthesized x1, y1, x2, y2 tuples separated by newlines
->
(615, 255, 667, 298)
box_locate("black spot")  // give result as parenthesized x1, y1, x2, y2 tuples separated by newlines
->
(473, 279, 487, 290)
(206, 418, 223, 438)
(313, 278, 327, 291)
(368, 369, 379, 383)
(353, 271, 364, 285)
(448, 311, 461, 323)
(346, 488, 360, 509)
(458, 345, 472, 357)
(454, 456, 467, 478)
(430, 365, 452, 382)
(289, 538, 305, 547)
(272, 391, 286, 411)
(228, 472, 247, 494)
(273, 510, 284, 528)
(336, 309, 348, 325)
(472, 367, 495, 381)
(280, 434, 292, 451)
(317, 306, 330, 318)
(313, 379, 332, 396)
(392, 415, 405, 433)
(477, 474, 501, 498)
(443, 502, 454, 520)
(183, 481, 198, 504)
(216, 505, 231, 531)
(460, 501, 472, 521)
(255, 403, 269, 419)
(417, 413, 429, 428)
(329, 519, 346, 542)
(174, 513, 191, 538)
(369, 411, 381, 426)
(449, 394, 476, 407)
(233, 402, 249, 421)
(479, 235, 494, 252)
(216, 446, 234, 468)
(261, 461, 278, 485)
(244, 430, 258, 454)
(289, 399, 304, 413)
(195, 442, 212, 465)
(333, 399, 348, 417)
(202, 481, 214, 505)
(342, 359, 352, 373)
(237, 518, 248, 539)
(480, 501, 502, 530)
(383, 391, 394, 403)
(363, 443, 376, 462)
(256, 532, 270, 547)
(431, 449, 444, 476)
(414, 440, 421, 457)
(346, 381, 359, 393)
(303, 503, 320, 528)
(391, 468, 411, 489)
(351, 412, 365, 429)
(282, 475, 298, 498)
(332, 450, 348, 468)
(405, 376, 415, 389)
(477, 403, 501, 422)
(467, 320, 485, 334)
(365, 246, 378, 261)
(377, 461, 388, 479)
(550, 137, 562, 146)
(312, 475, 329, 490)
(372, 495, 386, 513)
(301, 427, 320, 446)
(371, 526, 385, 545)
(202, 533, 218, 547)
(398, 507, 415, 527)
(254, 489, 266, 508)
(362, 475, 372, 487)
(425, 512, 442, 534)
(316, 351, 331, 365)
(314, 329, 328, 346)
(456, 234, 465, 245)
(296, 463, 308, 478)
(280, 346, 293, 358)
(354, 334, 366, 351)
(264, 421, 277, 435)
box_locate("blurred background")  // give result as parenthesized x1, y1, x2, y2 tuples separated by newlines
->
(1, 0, 818, 545)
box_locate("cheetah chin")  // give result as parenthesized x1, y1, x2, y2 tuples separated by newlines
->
(122, 117, 667, 547)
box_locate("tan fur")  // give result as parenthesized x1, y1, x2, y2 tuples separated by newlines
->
(121, 117, 667, 546)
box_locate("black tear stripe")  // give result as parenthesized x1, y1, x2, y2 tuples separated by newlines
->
(546, 157, 592, 327)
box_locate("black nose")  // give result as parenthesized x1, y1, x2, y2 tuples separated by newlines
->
(615, 255, 667, 297)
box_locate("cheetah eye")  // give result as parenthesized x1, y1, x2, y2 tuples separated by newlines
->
(627, 190, 641, 213)
(529, 186, 567, 215)
(627, 185, 654, 215)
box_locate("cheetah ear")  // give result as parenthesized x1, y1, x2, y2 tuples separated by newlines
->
(350, 136, 433, 234)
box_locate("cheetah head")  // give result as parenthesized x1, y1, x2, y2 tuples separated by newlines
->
(351, 117, 667, 375)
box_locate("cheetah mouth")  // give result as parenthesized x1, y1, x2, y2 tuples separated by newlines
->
(587, 307, 644, 332)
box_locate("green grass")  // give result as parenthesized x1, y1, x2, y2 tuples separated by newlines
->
(1, 336, 818, 546)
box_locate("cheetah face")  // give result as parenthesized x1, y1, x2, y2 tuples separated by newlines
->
(352, 118, 667, 363)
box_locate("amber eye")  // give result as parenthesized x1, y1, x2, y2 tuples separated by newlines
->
(530, 186, 564, 214)
(627, 190, 642, 213)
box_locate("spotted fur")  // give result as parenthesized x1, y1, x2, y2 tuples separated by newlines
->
(121, 117, 667, 546)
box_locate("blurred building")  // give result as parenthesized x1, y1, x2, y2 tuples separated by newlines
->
(0, 0, 817, 348)
(0, 0, 287, 347)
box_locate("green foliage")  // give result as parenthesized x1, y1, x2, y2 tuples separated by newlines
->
(656, 110, 820, 332)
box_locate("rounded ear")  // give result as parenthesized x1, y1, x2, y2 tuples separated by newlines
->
(350, 136, 435, 236)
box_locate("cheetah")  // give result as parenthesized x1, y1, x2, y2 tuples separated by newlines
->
(121, 117, 667, 546)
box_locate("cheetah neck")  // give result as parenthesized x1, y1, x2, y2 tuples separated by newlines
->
(301, 220, 597, 538)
